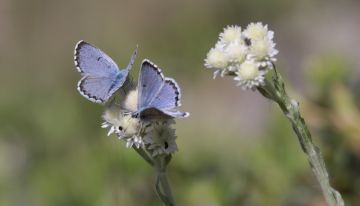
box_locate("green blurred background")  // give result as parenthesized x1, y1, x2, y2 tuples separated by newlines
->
(1, 0, 360, 205)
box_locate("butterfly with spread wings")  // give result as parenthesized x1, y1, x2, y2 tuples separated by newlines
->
(74, 40, 137, 103)
(132, 59, 189, 120)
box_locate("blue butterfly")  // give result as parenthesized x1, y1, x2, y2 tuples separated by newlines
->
(74, 40, 137, 103)
(134, 59, 189, 119)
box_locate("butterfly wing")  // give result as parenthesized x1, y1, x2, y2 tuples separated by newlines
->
(146, 78, 189, 118)
(138, 60, 164, 109)
(77, 76, 118, 103)
(137, 79, 189, 119)
(138, 108, 189, 119)
(74, 40, 137, 103)
(161, 110, 189, 118)
(137, 59, 189, 119)
(150, 78, 181, 109)
(74, 40, 119, 76)
(108, 46, 137, 98)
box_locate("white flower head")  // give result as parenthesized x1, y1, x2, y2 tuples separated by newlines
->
(234, 60, 267, 90)
(219, 25, 242, 45)
(204, 46, 228, 70)
(205, 22, 278, 80)
(143, 121, 177, 157)
(117, 115, 140, 138)
(102, 108, 140, 138)
(224, 41, 247, 64)
(243, 22, 274, 41)
(122, 89, 138, 112)
(248, 38, 278, 66)
(101, 108, 122, 136)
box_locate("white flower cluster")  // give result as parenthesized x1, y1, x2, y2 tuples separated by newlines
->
(204, 22, 278, 90)
(101, 93, 178, 156)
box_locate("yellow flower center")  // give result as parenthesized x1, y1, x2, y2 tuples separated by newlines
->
(226, 43, 246, 63)
(206, 48, 228, 69)
(246, 24, 267, 40)
(250, 40, 269, 59)
(238, 62, 259, 80)
(222, 28, 241, 43)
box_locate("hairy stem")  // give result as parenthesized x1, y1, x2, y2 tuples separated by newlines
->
(154, 156, 176, 206)
(258, 71, 344, 206)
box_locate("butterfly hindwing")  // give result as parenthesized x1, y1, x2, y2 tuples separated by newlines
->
(150, 78, 180, 110)
(138, 107, 189, 119)
(77, 76, 116, 103)
(161, 110, 189, 118)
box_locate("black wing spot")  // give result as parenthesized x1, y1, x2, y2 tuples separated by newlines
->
(143, 84, 146, 88)
(97, 57, 102, 61)
(118, 126, 123, 131)
(164, 141, 169, 149)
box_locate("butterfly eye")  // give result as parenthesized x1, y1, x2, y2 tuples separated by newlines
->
(164, 141, 169, 149)
(118, 126, 123, 131)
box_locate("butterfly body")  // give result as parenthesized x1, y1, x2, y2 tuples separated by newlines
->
(110, 70, 130, 91)
(74, 40, 137, 103)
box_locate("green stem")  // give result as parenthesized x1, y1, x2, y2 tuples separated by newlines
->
(258, 72, 344, 206)
(154, 156, 176, 206)
(132, 148, 175, 205)
(133, 147, 154, 166)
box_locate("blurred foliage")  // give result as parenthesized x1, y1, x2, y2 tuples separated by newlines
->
(1, 0, 360, 205)
(302, 54, 360, 205)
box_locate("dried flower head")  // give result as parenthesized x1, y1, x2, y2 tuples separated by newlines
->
(126, 135, 144, 149)
(143, 120, 178, 156)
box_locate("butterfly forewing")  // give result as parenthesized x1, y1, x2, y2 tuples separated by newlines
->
(138, 60, 164, 109)
(74, 41, 119, 77)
